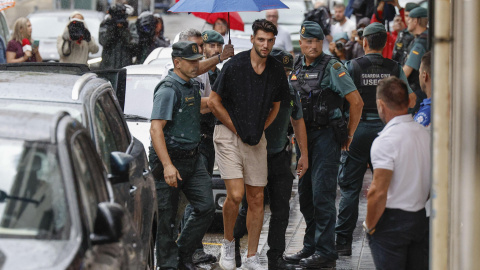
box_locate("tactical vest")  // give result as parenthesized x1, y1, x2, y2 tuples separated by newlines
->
(392, 30, 415, 64)
(351, 54, 400, 118)
(407, 32, 428, 114)
(156, 75, 201, 149)
(290, 54, 344, 129)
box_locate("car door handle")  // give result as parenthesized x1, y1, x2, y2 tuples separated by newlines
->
(143, 169, 151, 177)
(130, 185, 138, 196)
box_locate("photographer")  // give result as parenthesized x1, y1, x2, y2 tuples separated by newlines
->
(99, 3, 135, 69)
(329, 32, 348, 62)
(133, 11, 158, 64)
(57, 11, 99, 65)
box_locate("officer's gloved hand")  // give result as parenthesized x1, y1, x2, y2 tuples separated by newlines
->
(220, 44, 234, 62)
(84, 29, 91, 42)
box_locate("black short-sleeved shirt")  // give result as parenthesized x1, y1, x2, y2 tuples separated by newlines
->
(213, 50, 289, 146)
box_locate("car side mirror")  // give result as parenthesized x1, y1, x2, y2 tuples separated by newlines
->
(108, 151, 134, 185)
(90, 202, 124, 245)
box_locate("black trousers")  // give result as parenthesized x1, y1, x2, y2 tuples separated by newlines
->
(368, 208, 429, 270)
(233, 149, 294, 259)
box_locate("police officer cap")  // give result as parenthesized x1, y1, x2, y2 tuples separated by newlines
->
(201, 30, 224, 44)
(270, 49, 293, 70)
(333, 32, 349, 43)
(300, 21, 325, 40)
(405, 2, 420, 12)
(409, 7, 428, 18)
(172, 41, 204, 60)
(362, 22, 387, 37)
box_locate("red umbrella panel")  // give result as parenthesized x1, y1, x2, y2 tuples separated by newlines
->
(193, 12, 244, 32)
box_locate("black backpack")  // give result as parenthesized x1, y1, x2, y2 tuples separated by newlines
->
(304, 6, 331, 36)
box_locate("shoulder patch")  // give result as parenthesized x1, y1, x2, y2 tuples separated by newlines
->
(333, 62, 342, 70)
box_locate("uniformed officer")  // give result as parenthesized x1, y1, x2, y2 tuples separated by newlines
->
(233, 49, 309, 270)
(392, 2, 419, 64)
(334, 22, 415, 257)
(149, 41, 215, 270)
(403, 7, 429, 114)
(283, 21, 364, 269)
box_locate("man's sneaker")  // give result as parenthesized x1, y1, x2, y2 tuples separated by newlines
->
(192, 249, 217, 265)
(242, 253, 266, 270)
(219, 239, 236, 270)
(235, 238, 242, 267)
(336, 242, 352, 256)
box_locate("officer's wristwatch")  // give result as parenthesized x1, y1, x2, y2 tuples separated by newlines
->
(363, 221, 375, 235)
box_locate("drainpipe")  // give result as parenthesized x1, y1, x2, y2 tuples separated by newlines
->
(430, 0, 451, 268)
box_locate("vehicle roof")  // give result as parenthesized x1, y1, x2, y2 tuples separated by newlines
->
(0, 109, 68, 142)
(125, 64, 164, 75)
(28, 9, 104, 19)
(0, 71, 96, 104)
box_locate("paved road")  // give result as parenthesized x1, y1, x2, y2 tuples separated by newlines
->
(198, 170, 375, 270)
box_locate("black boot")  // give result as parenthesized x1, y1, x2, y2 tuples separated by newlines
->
(235, 238, 242, 267)
(284, 249, 314, 264)
(192, 249, 217, 264)
(269, 256, 298, 270)
(335, 242, 352, 256)
(178, 260, 198, 270)
(299, 254, 336, 269)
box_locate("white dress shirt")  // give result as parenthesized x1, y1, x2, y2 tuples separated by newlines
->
(371, 114, 431, 212)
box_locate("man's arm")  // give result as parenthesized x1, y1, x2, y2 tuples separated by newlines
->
(198, 44, 234, 74)
(344, 90, 364, 151)
(403, 64, 414, 78)
(264, 101, 280, 130)
(291, 117, 308, 178)
(200, 97, 211, 114)
(365, 168, 393, 230)
(150, 119, 182, 187)
(208, 91, 237, 134)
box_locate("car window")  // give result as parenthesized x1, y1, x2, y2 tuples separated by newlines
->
(97, 92, 130, 148)
(0, 140, 70, 239)
(0, 12, 9, 44)
(70, 132, 108, 231)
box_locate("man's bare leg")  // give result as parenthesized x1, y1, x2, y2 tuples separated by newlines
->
(245, 184, 265, 257)
(223, 178, 245, 241)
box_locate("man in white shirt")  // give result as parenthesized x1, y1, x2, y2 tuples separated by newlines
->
(266, 9, 294, 55)
(364, 76, 430, 269)
(330, 3, 356, 40)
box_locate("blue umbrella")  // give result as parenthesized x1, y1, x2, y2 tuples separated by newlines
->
(168, 0, 289, 44)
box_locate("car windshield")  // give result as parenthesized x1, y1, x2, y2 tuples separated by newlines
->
(30, 15, 101, 41)
(0, 139, 70, 240)
(124, 74, 162, 119)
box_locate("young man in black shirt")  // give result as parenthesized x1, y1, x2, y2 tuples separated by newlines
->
(208, 19, 289, 270)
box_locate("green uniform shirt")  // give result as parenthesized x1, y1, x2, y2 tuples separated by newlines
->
(151, 69, 201, 150)
(301, 54, 357, 119)
(345, 53, 413, 120)
(265, 84, 303, 155)
(405, 30, 428, 71)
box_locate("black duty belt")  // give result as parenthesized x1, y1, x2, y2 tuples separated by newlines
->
(306, 125, 329, 132)
(168, 147, 198, 159)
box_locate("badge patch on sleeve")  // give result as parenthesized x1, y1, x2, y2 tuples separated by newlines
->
(333, 62, 342, 70)
(338, 72, 346, 77)
(412, 50, 419, 55)
(291, 75, 297, 80)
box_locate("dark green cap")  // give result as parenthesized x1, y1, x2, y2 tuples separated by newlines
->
(362, 22, 386, 37)
(171, 41, 204, 60)
(409, 7, 428, 18)
(300, 21, 324, 40)
(405, 2, 420, 12)
(202, 30, 224, 44)
(270, 49, 293, 70)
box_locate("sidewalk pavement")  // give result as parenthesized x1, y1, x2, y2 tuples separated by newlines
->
(205, 170, 375, 270)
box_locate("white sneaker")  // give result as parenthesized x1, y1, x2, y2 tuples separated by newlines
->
(219, 239, 236, 270)
(242, 253, 266, 270)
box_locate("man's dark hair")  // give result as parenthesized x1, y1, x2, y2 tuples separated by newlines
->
(365, 32, 388, 51)
(252, 19, 278, 36)
(421, 51, 431, 75)
(376, 76, 409, 110)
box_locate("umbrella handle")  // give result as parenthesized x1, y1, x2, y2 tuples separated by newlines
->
(228, 12, 231, 45)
